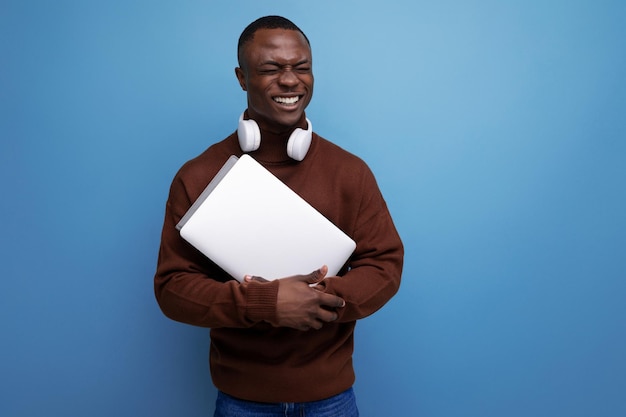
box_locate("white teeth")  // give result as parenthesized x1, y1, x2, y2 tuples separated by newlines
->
(274, 96, 299, 104)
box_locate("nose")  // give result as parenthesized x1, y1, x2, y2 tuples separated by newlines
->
(277, 69, 299, 87)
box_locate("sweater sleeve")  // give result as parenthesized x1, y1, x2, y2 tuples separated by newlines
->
(317, 166, 404, 322)
(153, 172, 280, 328)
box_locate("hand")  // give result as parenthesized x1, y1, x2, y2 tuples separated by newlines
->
(245, 266, 345, 331)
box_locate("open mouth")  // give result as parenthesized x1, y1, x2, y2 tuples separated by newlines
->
(273, 96, 301, 105)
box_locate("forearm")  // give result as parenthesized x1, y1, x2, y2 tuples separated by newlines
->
(155, 266, 279, 328)
(318, 202, 404, 322)
(319, 251, 402, 322)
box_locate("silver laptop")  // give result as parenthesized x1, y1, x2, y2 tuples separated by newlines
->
(176, 154, 356, 282)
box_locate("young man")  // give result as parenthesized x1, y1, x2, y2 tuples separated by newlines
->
(155, 16, 404, 417)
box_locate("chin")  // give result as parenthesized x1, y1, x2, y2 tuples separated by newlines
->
(250, 105, 306, 130)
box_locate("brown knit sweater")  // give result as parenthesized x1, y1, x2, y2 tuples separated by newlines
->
(154, 128, 404, 403)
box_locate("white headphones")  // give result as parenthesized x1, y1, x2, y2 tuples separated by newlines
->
(237, 112, 313, 161)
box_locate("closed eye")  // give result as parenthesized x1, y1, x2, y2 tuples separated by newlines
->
(258, 66, 280, 75)
(257, 60, 311, 75)
(295, 65, 311, 74)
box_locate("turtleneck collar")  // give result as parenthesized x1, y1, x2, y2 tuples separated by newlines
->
(243, 110, 309, 164)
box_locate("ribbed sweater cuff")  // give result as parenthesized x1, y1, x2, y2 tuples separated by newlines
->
(245, 280, 279, 324)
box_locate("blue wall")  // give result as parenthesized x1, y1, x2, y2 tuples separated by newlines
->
(2, 1, 625, 416)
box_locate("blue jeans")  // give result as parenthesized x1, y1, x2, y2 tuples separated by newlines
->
(213, 388, 359, 417)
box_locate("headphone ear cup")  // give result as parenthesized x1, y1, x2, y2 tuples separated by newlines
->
(286, 118, 312, 161)
(237, 115, 261, 152)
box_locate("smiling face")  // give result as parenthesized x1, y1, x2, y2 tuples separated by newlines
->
(235, 28, 314, 133)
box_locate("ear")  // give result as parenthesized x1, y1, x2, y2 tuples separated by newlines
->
(235, 67, 247, 91)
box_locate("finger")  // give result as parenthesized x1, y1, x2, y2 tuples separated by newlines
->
(303, 320, 324, 331)
(316, 308, 339, 323)
(317, 292, 345, 309)
(300, 265, 328, 285)
(244, 275, 269, 283)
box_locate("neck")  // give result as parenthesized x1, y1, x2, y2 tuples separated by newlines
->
(245, 111, 308, 163)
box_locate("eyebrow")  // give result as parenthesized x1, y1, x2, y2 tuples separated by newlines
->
(260, 59, 310, 67)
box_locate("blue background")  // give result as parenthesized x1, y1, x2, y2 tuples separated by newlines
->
(2, 1, 625, 416)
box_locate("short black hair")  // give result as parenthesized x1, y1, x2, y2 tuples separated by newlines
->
(237, 16, 310, 67)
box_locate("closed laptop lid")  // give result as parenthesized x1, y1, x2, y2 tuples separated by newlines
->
(177, 154, 356, 282)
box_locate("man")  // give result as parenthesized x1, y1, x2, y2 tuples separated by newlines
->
(155, 16, 403, 417)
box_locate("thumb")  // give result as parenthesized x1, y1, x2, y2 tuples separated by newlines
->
(300, 265, 328, 285)
(244, 275, 269, 283)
